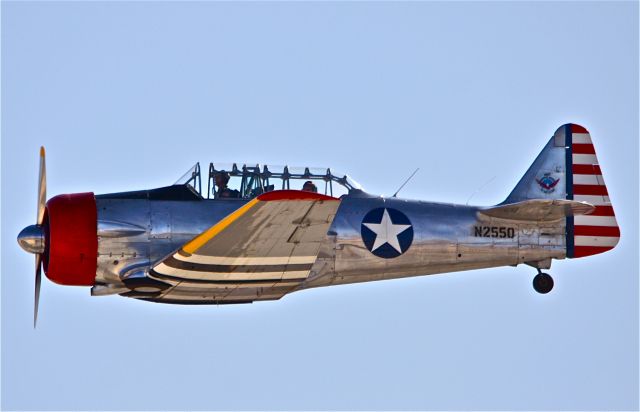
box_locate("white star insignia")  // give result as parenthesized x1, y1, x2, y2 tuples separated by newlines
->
(363, 209, 411, 253)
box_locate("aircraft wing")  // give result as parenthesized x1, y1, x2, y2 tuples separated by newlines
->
(147, 190, 340, 304)
(479, 199, 595, 222)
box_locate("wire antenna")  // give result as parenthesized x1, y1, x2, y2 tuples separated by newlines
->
(466, 175, 496, 205)
(392, 168, 419, 198)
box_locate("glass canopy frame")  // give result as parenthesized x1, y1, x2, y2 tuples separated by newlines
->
(175, 162, 361, 200)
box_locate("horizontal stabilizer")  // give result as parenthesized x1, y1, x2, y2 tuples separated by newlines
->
(479, 199, 595, 222)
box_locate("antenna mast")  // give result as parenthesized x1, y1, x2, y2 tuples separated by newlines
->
(392, 168, 419, 198)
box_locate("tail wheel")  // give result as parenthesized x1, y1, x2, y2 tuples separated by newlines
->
(533, 272, 554, 294)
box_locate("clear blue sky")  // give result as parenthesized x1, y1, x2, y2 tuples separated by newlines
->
(2, 2, 638, 410)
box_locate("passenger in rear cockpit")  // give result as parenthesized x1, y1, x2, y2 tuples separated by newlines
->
(215, 172, 240, 199)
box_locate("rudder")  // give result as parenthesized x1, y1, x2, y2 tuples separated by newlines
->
(568, 124, 619, 257)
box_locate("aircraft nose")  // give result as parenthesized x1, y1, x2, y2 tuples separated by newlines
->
(17, 224, 45, 254)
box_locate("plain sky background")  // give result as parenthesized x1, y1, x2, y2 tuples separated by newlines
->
(2, 2, 638, 410)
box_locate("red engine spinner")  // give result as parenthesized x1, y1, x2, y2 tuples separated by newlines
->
(43, 192, 98, 286)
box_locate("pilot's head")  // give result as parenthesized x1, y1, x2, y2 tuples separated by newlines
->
(215, 172, 230, 188)
(302, 181, 317, 193)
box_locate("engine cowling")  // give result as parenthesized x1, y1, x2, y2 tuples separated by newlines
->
(42, 192, 98, 286)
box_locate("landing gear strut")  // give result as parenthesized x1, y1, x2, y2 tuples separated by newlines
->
(533, 270, 554, 294)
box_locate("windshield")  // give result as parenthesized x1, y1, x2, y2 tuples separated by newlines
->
(174, 163, 202, 194)
(174, 162, 362, 200)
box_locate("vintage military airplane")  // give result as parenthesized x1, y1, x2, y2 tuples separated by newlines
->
(18, 124, 619, 326)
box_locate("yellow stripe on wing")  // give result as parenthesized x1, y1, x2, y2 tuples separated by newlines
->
(181, 198, 261, 255)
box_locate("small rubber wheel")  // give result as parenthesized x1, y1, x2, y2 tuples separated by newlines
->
(533, 273, 554, 294)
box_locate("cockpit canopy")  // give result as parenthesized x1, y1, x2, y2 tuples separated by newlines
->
(175, 162, 362, 200)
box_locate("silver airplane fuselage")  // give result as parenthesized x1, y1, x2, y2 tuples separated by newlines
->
(93, 188, 563, 300)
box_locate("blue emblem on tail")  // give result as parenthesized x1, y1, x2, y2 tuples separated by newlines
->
(536, 173, 560, 194)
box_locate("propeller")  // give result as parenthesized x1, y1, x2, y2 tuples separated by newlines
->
(17, 147, 47, 328)
(34, 147, 46, 327)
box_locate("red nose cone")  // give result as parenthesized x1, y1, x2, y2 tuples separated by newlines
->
(43, 193, 97, 286)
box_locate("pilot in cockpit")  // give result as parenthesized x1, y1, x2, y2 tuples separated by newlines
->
(215, 172, 240, 199)
(302, 180, 318, 193)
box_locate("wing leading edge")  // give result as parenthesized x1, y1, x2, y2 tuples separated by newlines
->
(147, 190, 341, 304)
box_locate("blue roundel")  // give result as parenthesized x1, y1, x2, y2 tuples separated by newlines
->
(361, 208, 414, 258)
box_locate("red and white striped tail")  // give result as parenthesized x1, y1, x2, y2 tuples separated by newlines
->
(568, 124, 620, 258)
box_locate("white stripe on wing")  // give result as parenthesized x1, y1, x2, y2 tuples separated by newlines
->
(172, 254, 317, 266)
(154, 263, 309, 281)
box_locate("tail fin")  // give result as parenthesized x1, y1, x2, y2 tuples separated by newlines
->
(504, 124, 619, 258)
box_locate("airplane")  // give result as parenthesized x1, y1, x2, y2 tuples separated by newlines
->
(17, 123, 620, 326)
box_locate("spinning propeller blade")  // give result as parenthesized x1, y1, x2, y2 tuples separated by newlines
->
(34, 253, 42, 328)
(37, 146, 46, 225)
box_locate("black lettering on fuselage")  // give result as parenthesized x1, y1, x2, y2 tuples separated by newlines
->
(473, 226, 516, 239)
